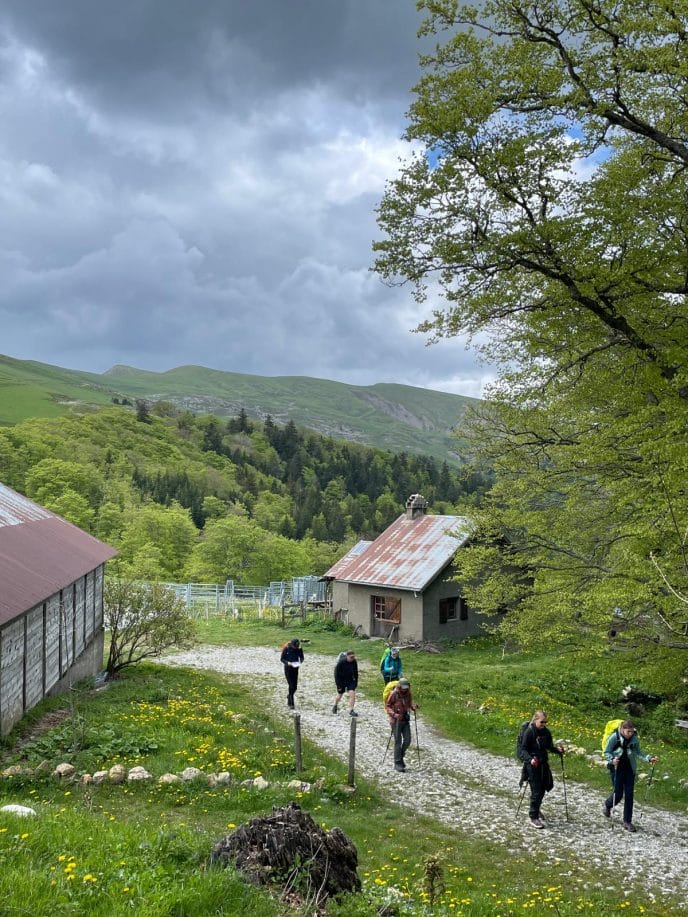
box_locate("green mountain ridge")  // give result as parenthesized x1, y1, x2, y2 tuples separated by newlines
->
(0, 353, 479, 462)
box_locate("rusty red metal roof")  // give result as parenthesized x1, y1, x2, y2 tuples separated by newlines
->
(0, 482, 117, 626)
(323, 540, 373, 580)
(324, 513, 472, 592)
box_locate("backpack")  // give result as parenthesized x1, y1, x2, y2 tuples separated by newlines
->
(382, 679, 399, 707)
(601, 718, 625, 752)
(379, 648, 391, 675)
(515, 721, 532, 760)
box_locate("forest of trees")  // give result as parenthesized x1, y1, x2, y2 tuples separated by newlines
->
(0, 401, 486, 585)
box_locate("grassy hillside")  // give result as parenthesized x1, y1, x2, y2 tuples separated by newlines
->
(0, 354, 478, 463)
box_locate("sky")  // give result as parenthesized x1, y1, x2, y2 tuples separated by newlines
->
(0, 0, 494, 398)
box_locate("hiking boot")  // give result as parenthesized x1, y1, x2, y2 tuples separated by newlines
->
(349, 709, 358, 717)
(623, 822, 637, 833)
(331, 705, 338, 714)
(529, 818, 544, 829)
(394, 763, 406, 772)
(602, 804, 611, 818)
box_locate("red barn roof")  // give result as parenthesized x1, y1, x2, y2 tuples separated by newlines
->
(0, 482, 117, 626)
(323, 512, 471, 592)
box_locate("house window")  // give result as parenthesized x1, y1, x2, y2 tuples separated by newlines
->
(371, 595, 401, 622)
(439, 597, 468, 624)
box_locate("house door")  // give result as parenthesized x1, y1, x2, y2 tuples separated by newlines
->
(371, 595, 401, 638)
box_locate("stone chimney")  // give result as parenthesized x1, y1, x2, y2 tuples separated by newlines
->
(406, 493, 428, 520)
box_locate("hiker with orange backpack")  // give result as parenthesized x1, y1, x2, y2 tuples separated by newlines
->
(602, 720, 658, 832)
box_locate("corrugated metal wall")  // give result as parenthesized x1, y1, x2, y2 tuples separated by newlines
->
(0, 565, 106, 736)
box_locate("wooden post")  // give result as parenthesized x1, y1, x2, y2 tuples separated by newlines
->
(294, 713, 302, 775)
(347, 715, 356, 787)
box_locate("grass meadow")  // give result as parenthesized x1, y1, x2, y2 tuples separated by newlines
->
(0, 618, 685, 916)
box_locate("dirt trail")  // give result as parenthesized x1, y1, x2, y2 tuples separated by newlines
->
(159, 645, 688, 906)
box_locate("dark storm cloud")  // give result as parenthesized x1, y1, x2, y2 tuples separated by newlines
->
(0, 1, 491, 398)
(1, 0, 423, 114)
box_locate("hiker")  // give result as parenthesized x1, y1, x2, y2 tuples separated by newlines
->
(385, 677, 417, 773)
(380, 646, 403, 684)
(332, 650, 359, 716)
(280, 638, 304, 709)
(603, 719, 658, 832)
(516, 710, 565, 828)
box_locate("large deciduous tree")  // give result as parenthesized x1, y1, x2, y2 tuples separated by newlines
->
(375, 0, 688, 654)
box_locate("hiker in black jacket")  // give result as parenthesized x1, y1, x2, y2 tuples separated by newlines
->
(332, 650, 359, 717)
(280, 638, 304, 709)
(516, 710, 565, 829)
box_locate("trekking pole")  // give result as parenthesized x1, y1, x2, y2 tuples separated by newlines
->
(559, 754, 569, 822)
(515, 780, 528, 819)
(638, 763, 656, 824)
(413, 709, 421, 765)
(381, 723, 394, 767)
(610, 763, 619, 830)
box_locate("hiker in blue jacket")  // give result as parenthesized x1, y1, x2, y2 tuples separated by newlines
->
(380, 646, 403, 684)
(603, 720, 658, 832)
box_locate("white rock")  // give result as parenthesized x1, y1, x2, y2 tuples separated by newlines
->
(127, 766, 152, 782)
(181, 767, 204, 781)
(158, 773, 182, 785)
(253, 776, 269, 789)
(54, 763, 75, 779)
(0, 804, 36, 817)
(92, 771, 109, 785)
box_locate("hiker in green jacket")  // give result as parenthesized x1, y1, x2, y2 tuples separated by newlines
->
(603, 720, 658, 832)
(380, 646, 403, 684)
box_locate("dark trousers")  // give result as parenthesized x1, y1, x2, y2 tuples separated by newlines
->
(527, 763, 552, 819)
(284, 665, 299, 707)
(606, 762, 635, 823)
(393, 718, 411, 765)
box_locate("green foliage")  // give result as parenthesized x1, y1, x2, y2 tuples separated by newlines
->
(0, 403, 478, 581)
(104, 580, 196, 676)
(21, 719, 158, 764)
(375, 0, 688, 656)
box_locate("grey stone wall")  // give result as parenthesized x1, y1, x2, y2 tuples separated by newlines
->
(0, 565, 107, 737)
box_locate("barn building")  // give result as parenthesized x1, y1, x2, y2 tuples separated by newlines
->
(0, 482, 116, 736)
(323, 494, 491, 643)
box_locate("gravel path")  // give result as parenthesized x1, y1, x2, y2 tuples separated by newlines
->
(159, 645, 688, 906)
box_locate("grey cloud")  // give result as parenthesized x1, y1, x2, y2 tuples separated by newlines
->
(0, 1, 490, 398)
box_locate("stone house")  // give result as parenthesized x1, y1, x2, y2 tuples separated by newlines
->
(323, 494, 490, 643)
(0, 482, 117, 736)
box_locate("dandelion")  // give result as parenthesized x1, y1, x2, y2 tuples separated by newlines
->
(82, 874, 97, 883)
